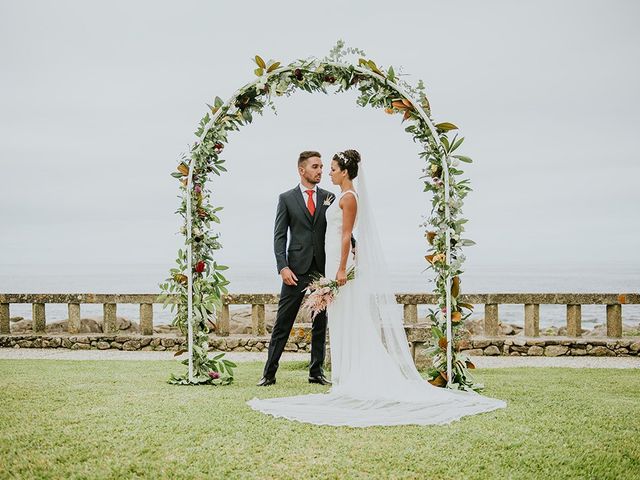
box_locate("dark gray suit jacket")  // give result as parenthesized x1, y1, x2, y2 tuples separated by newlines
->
(274, 186, 334, 276)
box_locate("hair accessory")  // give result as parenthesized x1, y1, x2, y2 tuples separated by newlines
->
(336, 152, 349, 164)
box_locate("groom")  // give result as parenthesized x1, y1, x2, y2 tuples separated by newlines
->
(258, 151, 333, 386)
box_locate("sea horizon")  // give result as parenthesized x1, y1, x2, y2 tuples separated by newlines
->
(1, 261, 639, 328)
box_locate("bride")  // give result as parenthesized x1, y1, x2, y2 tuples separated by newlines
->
(248, 150, 507, 427)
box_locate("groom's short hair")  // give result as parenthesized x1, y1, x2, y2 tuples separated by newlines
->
(298, 150, 321, 166)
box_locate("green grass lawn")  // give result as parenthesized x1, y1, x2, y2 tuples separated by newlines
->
(0, 360, 638, 480)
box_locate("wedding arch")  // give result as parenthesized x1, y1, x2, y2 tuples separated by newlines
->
(159, 41, 480, 391)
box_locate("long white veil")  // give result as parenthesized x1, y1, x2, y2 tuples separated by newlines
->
(350, 165, 424, 382)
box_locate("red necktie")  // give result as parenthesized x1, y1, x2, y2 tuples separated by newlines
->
(305, 189, 316, 216)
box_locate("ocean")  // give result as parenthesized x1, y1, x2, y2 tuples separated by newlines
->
(1, 262, 639, 329)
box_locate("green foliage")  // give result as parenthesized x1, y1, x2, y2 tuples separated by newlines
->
(162, 40, 478, 389)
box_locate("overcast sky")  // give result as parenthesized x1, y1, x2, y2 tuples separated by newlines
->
(1, 0, 639, 276)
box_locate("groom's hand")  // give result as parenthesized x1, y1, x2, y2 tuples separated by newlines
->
(280, 267, 298, 286)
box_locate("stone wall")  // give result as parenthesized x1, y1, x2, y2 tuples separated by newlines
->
(2, 333, 639, 358)
(0, 334, 312, 353)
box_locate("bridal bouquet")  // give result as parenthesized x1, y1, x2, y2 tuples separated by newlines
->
(303, 266, 356, 319)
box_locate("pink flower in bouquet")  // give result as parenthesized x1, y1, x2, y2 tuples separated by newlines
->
(208, 370, 220, 380)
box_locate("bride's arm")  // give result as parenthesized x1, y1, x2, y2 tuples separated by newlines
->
(336, 195, 357, 286)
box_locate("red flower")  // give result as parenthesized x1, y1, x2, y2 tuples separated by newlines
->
(195, 261, 206, 273)
(208, 370, 220, 380)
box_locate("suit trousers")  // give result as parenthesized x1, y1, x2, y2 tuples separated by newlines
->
(263, 257, 327, 379)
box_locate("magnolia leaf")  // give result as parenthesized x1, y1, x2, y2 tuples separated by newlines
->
(254, 55, 266, 69)
(254, 67, 264, 77)
(458, 302, 475, 311)
(436, 122, 458, 131)
(387, 65, 395, 81)
(465, 360, 476, 369)
(451, 276, 460, 297)
(428, 374, 447, 387)
(267, 61, 281, 73)
(453, 155, 473, 163)
(401, 98, 413, 109)
(174, 349, 187, 357)
(177, 163, 189, 176)
(391, 100, 406, 110)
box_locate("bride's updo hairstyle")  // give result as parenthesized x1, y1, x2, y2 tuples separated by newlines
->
(333, 149, 361, 179)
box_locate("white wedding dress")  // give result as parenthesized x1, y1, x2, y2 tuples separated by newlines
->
(248, 170, 507, 427)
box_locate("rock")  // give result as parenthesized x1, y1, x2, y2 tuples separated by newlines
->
(161, 338, 175, 347)
(154, 345, 166, 351)
(284, 342, 298, 352)
(589, 346, 615, 356)
(484, 346, 500, 356)
(17, 340, 33, 348)
(570, 348, 587, 356)
(462, 348, 484, 356)
(96, 341, 110, 350)
(140, 337, 152, 347)
(153, 324, 179, 334)
(528, 346, 544, 356)
(141, 346, 153, 351)
(544, 345, 568, 357)
(110, 342, 123, 350)
(49, 337, 62, 347)
(473, 340, 491, 349)
(630, 341, 640, 353)
(123, 340, 141, 351)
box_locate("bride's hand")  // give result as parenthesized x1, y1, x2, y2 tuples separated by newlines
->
(336, 268, 347, 286)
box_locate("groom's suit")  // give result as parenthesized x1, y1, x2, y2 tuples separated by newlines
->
(263, 185, 333, 379)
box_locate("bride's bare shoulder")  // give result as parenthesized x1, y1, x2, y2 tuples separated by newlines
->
(339, 191, 358, 210)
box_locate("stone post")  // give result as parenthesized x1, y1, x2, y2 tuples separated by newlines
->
(0, 303, 9, 334)
(566, 304, 582, 337)
(524, 304, 539, 337)
(68, 303, 81, 334)
(217, 304, 230, 336)
(606, 304, 622, 338)
(252, 304, 266, 336)
(32, 303, 46, 333)
(140, 303, 153, 335)
(403, 304, 418, 324)
(103, 303, 117, 333)
(484, 304, 499, 336)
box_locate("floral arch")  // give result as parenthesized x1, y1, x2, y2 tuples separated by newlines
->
(159, 41, 480, 391)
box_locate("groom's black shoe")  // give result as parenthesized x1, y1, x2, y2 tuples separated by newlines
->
(257, 377, 276, 387)
(308, 375, 331, 386)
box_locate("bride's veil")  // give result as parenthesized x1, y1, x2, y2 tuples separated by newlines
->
(353, 165, 424, 382)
